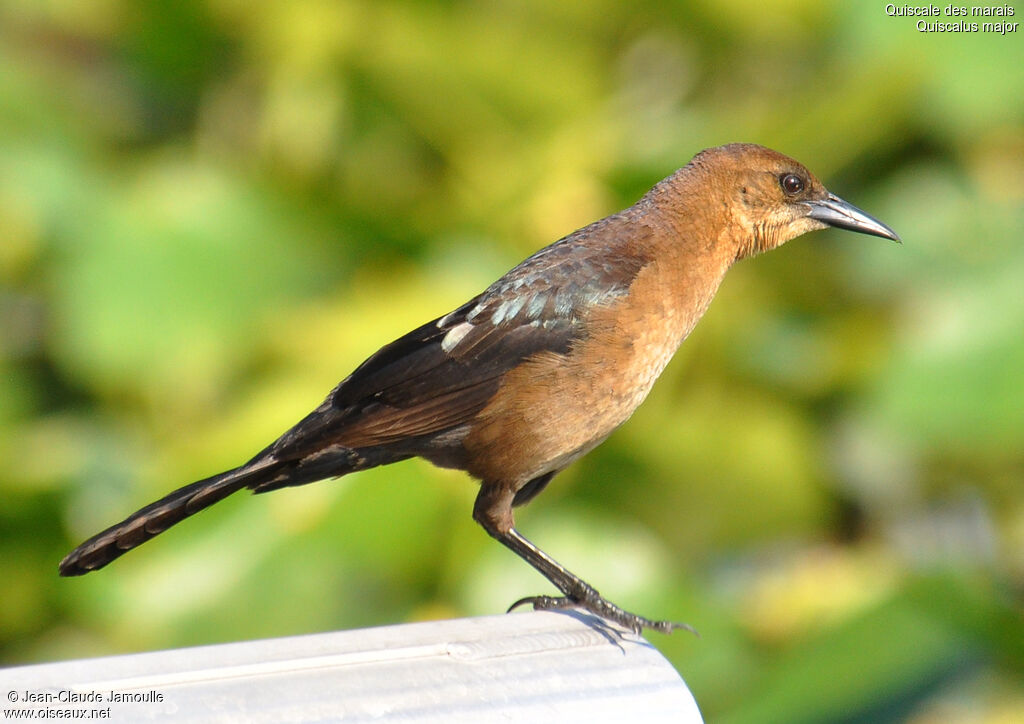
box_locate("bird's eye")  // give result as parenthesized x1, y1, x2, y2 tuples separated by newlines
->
(780, 173, 805, 195)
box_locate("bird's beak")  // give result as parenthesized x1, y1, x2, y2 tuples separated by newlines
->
(804, 193, 901, 242)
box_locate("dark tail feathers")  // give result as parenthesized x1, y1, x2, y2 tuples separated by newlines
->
(59, 458, 283, 576)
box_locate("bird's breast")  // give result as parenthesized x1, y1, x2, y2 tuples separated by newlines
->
(463, 256, 728, 486)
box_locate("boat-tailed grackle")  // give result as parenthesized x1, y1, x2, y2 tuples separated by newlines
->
(59, 143, 899, 634)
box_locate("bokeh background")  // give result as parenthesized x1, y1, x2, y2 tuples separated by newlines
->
(2, 1, 1022, 721)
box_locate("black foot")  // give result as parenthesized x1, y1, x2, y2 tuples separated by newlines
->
(508, 592, 695, 636)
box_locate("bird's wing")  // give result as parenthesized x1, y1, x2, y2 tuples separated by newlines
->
(269, 217, 652, 456)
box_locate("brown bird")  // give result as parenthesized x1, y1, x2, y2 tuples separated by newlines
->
(59, 143, 899, 634)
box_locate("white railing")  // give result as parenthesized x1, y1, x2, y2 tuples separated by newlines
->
(1, 611, 702, 722)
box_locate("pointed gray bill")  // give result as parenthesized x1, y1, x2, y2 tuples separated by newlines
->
(805, 193, 900, 242)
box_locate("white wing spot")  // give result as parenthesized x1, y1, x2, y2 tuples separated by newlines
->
(466, 304, 485, 322)
(441, 321, 474, 353)
(491, 296, 526, 325)
(436, 310, 458, 328)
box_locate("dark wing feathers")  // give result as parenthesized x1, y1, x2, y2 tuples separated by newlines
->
(334, 297, 479, 403)
(269, 216, 652, 459)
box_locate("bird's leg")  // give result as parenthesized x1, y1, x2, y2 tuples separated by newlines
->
(473, 485, 693, 635)
(498, 527, 692, 635)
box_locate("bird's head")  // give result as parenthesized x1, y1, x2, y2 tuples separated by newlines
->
(686, 143, 900, 260)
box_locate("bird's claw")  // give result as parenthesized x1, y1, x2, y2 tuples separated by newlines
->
(507, 592, 696, 636)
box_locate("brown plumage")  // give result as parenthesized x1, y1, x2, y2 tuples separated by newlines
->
(59, 143, 899, 634)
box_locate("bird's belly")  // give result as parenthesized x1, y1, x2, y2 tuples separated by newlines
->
(527, 338, 679, 475)
(463, 255, 725, 485)
(463, 310, 687, 485)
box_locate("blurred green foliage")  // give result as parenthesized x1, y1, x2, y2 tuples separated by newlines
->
(1, 1, 1022, 721)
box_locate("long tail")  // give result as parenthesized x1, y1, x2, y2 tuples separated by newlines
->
(59, 458, 285, 576)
